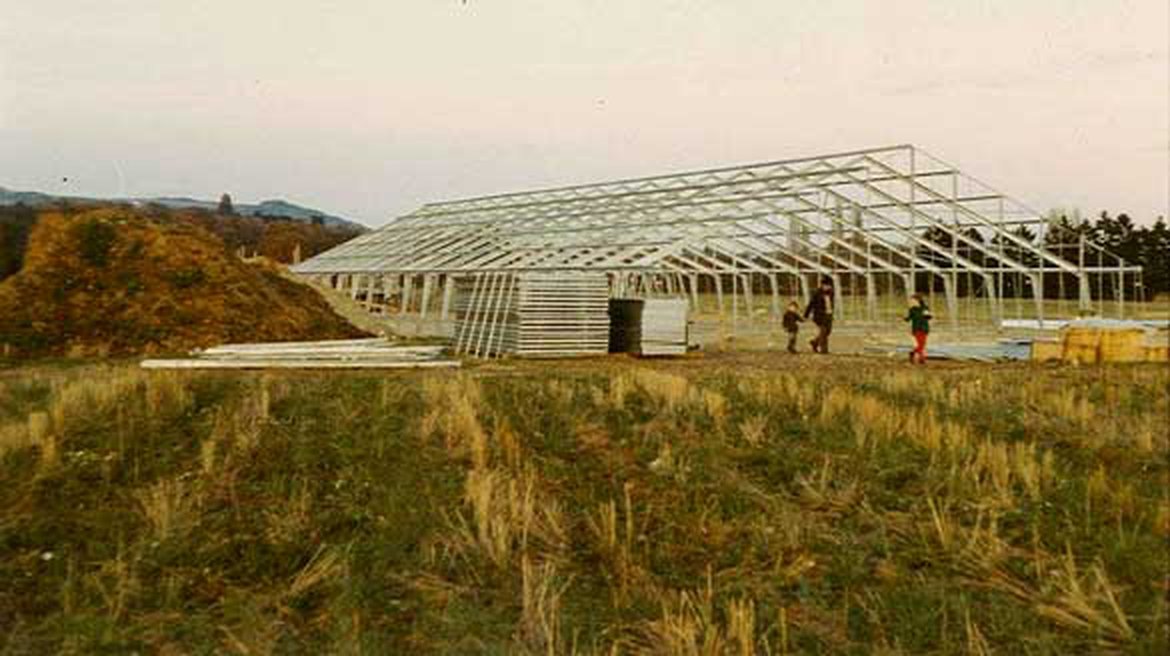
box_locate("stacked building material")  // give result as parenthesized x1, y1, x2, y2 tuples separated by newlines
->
(1062, 321, 1149, 364)
(453, 273, 610, 358)
(451, 274, 517, 358)
(141, 338, 458, 369)
(639, 299, 689, 356)
(1025, 319, 1169, 364)
(1002, 318, 1170, 331)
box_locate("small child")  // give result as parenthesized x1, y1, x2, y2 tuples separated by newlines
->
(904, 294, 932, 364)
(782, 301, 804, 354)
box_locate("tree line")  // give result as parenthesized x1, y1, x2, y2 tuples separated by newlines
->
(913, 211, 1167, 300)
(1041, 211, 1168, 299)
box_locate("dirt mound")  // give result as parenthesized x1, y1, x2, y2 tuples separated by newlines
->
(0, 208, 367, 357)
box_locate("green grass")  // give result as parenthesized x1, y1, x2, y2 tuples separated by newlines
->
(0, 356, 1167, 654)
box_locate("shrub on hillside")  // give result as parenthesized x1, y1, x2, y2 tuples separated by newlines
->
(181, 211, 362, 262)
(0, 205, 39, 281)
(71, 217, 118, 267)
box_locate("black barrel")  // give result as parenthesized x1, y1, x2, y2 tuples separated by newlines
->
(608, 299, 644, 353)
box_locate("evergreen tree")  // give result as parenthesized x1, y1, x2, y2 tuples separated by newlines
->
(1138, 217, 1169, 299)
(217, 193, 235, 215)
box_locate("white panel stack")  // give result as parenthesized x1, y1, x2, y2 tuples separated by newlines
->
(141, 339, 459, 369)
(452, 274, 517, 358)
(453, 273, 610, 358)
(640, 299, 689, 355)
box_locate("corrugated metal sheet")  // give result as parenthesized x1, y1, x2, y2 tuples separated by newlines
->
(640, 299, 689, 356)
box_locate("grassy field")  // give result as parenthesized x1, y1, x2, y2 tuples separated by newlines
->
(1, 354, 1167, 654)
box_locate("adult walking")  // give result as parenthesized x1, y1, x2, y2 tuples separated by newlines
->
(804, 276, 835, 354)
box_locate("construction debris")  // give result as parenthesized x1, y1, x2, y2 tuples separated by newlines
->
(141, 338, 459, 370)
(871, 340, 1032, 362)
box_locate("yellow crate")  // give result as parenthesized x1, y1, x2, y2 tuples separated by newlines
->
(1098, 329, 1146, 363)
(1030, 339, 1063, 362)
(1145, 345, 1169, 363)
(1062, 328, 1101, 364)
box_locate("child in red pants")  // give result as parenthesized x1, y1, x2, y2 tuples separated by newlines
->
(904, 294, 932, 364)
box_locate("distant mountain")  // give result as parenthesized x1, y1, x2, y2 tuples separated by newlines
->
(0, 187, 59, 207)
(0, 186, 366, 230)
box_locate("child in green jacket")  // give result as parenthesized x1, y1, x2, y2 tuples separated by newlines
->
(904, 294, 932, 364)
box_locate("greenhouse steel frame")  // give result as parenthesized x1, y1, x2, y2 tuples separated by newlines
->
(293, 144, 1142, 329)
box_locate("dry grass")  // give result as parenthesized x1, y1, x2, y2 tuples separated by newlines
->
(737, 415, 768, 447)
(1, 356, 1166, 653)
(135, 478, 200, 542)
(285, 546, 345, 602)
(625, 575, 727, 655)
(517, 556, 572, 655)
(917, 494, 1140, 649)
(263, 482, 314, 545)
(624, 571, 761, 656)
(630, 369, 693, 412)
(972, 549, 1136, 649)
(587, 485, 645, 608)
(445, 466, 568, 571)
(85, 546, 140, 622)
(30, 411, 55, 469)
(0, 420, 32, 456)
(420, 373, 487, 457)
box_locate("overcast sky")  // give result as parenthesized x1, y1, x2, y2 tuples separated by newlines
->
(1, 1, 1166, 226)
